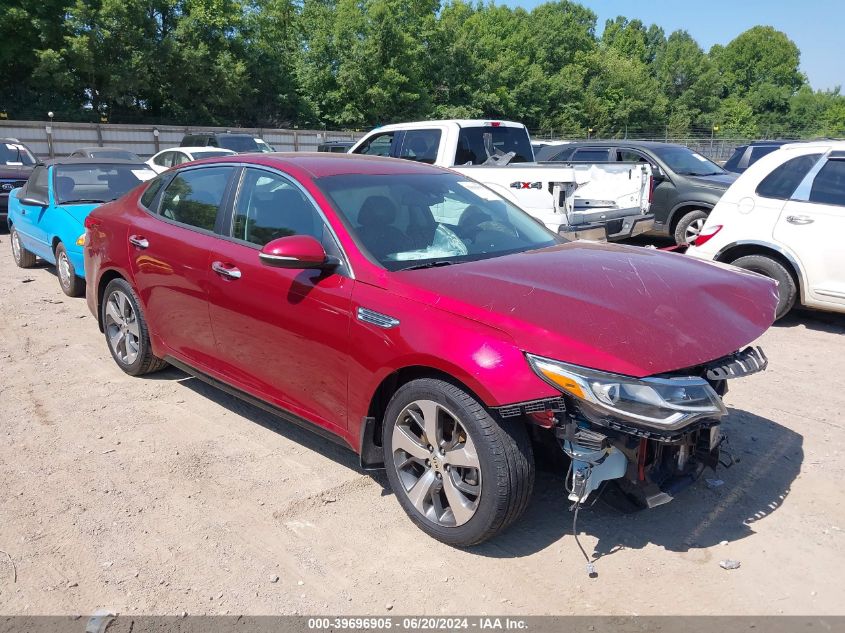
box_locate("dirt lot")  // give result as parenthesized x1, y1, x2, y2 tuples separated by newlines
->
(0, 235, 843, 617)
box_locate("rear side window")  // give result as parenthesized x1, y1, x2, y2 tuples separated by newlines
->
(572, 148, 612, 162)
(26, 166, 50, 199)
(748, 145, 780, 165)
(809, 160, 845, 206)
(397, 129, 441, 164)
(550, 147, 576, 161)
(153, 151, 173, 167)
(617, 150, 650, 163)
(756, 154, 822, 200)
(158, 167, 233, 231)
(140, 176, 166, 209)
(455, 126, 533, 165)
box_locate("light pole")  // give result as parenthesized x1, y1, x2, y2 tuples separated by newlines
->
(46, 111, 55, 158)
(710, 124, 719, 155)
(587, 127, 594, 140)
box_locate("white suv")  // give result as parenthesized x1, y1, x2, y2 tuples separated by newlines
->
(687, 141, 845, 319)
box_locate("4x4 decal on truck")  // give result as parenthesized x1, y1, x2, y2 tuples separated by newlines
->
(510, 181, 542, 190)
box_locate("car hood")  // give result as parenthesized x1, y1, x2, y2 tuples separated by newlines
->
(686, 172, 738, 189)
(59, 202, 101, 226)
(392, 242, 778, 378)
(0, 164, 34, 180)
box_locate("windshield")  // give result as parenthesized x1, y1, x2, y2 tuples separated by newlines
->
(316, 173, 561, 271)
(652, 145, 725, 176)
(54, 163, 153, 204)
(218, 136, 260, 153)
(455, 126, 534, 165)
(255, 139, 274, 153)
(1, 142, 37, 166)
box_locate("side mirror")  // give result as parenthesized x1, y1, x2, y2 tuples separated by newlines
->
(651, 165, 666, 181)
(259, 235, 338, 270)
(19, 194, 48, 207)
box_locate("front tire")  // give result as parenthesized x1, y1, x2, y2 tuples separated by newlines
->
(10, 226, 37, 268)
(101, 278, 168, 376)
(673, 209, 709, 245)
(55, 242, 85, 297)
(730, 254, 797, 320)
(382, 378, 534, 546)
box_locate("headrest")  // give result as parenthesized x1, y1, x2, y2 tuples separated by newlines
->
(56, 176, 75, 198)
(358, 195, 397, 226)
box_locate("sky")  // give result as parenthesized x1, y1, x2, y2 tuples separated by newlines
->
(505, 0, 843, 91)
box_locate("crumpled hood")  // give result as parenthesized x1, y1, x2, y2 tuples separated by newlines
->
(393, 242, 778, 378)
(687, 172, 738, 189)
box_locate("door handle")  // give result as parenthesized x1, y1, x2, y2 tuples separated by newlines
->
(786, 215, 814, 225)
(129, 234, 149, 249)
(211, 261, 242, 280)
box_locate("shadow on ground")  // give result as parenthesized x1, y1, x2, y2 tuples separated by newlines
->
(775, 308, 845, 334)
(145, 364, 802, 561)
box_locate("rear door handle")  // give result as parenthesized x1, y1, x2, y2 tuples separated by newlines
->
(786, 215, 814, 225)
(211, 261, 241, 280)
(129, 234, 149, 249)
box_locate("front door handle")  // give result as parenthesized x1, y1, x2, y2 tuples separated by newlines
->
(786, 215, 814, 225)
(129, 234, 149, 249)
(211, 261, 242, 280)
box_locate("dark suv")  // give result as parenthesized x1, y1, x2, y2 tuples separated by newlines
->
(180, 132, 274, 154)
(1, 138, 38, 228)
(537, 141, 737, 244)
(723, 141, 790, 174)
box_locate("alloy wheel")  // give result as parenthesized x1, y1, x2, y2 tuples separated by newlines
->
(11, 229, 21, 262)
(685, 218, 706, 243)
(104, 289, 141, 365)
(392, 399, 482, 527)
(57, 251, 72, 290)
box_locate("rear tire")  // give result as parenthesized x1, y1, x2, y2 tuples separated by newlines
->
(673, 209, 709, 245)
(101, 278, 168, 376)
(55, 242, 85, 297)
(10, 226, 37, 268)
(382, 378, 534, 546)
(730, 254, 797, 320)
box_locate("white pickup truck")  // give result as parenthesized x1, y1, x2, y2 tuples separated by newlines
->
(349, 119, 654, 241)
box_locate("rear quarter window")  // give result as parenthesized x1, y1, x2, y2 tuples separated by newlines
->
(755, 154, 822, 200)
(140, 176, 166, 209)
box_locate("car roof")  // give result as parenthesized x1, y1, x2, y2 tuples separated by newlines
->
(189, 152, 450, 178)
(554, 140, 690, 150)
(74, 146, 135, 152)
(186, 132, 255, 138)
(39, 157, 147, 167)
(166, 146, 237, 153)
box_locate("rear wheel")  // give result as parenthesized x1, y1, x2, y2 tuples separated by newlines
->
(10, 226, 37, 268)
(382, 378, 534, 546)
(730, 254, 797, 320)
(55, 242, 85, 297)
(673, 209, 709, 245)
(101, 278, 168, 376)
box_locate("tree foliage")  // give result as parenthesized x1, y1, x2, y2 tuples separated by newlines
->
(1, 0, 842, 138)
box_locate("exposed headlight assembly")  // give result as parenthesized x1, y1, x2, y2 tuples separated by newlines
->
(526, 353, 726, 430)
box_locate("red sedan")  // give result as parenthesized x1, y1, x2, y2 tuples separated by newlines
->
(84, 153, 777, 545)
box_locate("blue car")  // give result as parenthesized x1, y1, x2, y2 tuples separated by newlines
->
(8, 158, 155, 296)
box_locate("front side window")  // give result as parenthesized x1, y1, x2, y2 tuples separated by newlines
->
(231, 168, 324, 246)
(316, 173, 560, 271)
(356, 132, 395, 157)
(158, 166, 232, 231)
(397, 130, 441, 164)
(54, 163, 150, 204)
(154, 152, 174, 167)
(756, 154, 822, 200)
(618, 149, 650, 164)
(808, 160, 845, 207)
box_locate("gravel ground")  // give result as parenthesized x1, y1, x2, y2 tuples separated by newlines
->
(0, 233, 843, 616)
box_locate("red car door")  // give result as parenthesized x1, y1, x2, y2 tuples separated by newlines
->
(128, 165, 236, 367)
(206, 167, 354, 433)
